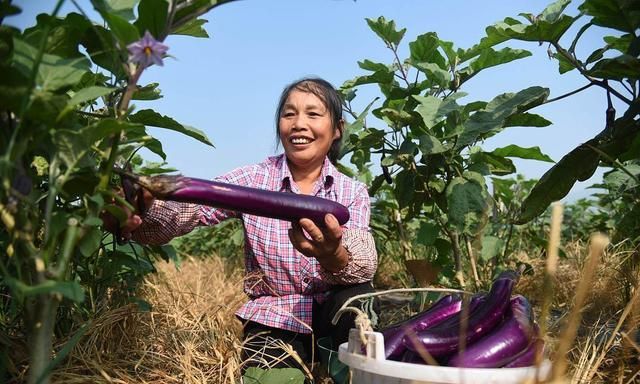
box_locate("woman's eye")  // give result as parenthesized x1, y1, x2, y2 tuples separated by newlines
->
(282, 112, 295, 117)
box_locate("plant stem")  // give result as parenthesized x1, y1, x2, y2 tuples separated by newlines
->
(26, 294, 60, 384)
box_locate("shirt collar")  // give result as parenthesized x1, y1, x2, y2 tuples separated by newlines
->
(278, 154, 335, 192)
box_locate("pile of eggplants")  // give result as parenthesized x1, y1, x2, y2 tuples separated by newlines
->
(380, 270, 544, 368)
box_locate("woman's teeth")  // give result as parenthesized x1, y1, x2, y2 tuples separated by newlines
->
(292, 137, 311, 144)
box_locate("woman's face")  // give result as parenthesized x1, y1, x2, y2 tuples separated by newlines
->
(278, 90, 340, 171)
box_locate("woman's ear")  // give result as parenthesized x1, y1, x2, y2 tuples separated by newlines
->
(334, 119, 345, 140)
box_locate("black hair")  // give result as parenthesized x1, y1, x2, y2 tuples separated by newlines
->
(275, 77, 344, 164)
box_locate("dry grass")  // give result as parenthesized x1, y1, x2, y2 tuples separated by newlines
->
(48, 256, 246, 384)
(6, 228, 638, 383)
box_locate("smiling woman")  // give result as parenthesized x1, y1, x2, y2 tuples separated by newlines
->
(113, 77, 379, 378)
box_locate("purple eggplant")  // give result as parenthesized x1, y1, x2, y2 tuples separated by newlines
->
(126, 173, 350, 226)
(403, 270, 518, 357)
(503, 327, 545, 368)
(447, 295, 535, 368)
(383, 294, 462, 359)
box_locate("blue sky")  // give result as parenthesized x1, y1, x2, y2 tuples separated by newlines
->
(11, 0, 615, 201)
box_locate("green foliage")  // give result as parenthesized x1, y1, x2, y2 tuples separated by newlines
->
(171, 218, 244, 259)
(0, 1, 234, 382)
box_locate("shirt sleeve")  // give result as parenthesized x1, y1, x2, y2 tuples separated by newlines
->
(318, 182, 378, 284)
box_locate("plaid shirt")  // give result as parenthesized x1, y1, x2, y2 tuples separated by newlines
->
(133, 154, 377, 333)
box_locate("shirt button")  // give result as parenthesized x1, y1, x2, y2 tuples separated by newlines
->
(302, 276, 310, 285)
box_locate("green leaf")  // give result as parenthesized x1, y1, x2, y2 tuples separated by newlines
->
(409, 32, 446, 69)
(503, 112, 552, 128)
(102, 11, 140, 45)
(457, 86, 549, 147)
(172, 18, 209, 38)
(13, 279, 85, 302)
(539, 0, 572, 23)
(491, 145, 554, 162)
(0, 2, 20, 18)
(603, 34, 636, 54)
(81, 25, 125, 79)
(242, 367, 305, 384)
(518, 141, 600, 223)
(78, 226, 103, 257)
(172, 0, 235, 28)
(102, 0, 139, 20)
(366, 16, 406, 47)
(394, 169, 416, 209)
(129, 109, 214, 147)
(417, 221, 439, 246)
(554, 51, 576, 74)
(587, 55, 640, 80)
(23, 13, 91, 58)
(459, 48, 531, 84)
(470, 152, 516, 176)
(446, 172, 489, 234)
(579, 0, 640, 34)
(135, 0, 169, 39)
(418, 134, 448, 154)
(603, 164, 640, 191)
(58, 86, 117, 119)
(132, 82, 163, 100)
(414, 93, 464, 128)
(12, 38, 90, 91)
(480, 236, 504, 261)
(412, 62, 450, 87)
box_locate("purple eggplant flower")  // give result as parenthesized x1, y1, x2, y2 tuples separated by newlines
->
(127, 31, 168, 68)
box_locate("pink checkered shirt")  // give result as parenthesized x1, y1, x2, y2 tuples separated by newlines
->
(133, 154, 377, 333)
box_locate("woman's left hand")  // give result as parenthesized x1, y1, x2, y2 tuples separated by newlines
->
(288, 213, 349, 272)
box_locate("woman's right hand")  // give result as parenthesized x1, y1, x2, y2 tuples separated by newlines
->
(101, 186, 155, 242)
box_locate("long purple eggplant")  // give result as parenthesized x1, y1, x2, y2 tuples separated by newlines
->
(386, 293, 488, 361)
(383, 294, 463, 360)
(447, 295, 535, 368)
(124, 173, 350, 226)
(503, 326, 545, 368)
(403, 270, 518, 357)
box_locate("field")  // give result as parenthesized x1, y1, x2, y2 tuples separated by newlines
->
(6, 236, 637, 384)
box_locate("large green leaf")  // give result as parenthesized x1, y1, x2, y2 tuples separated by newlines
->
(242, 367, 305, 384)
(491, 145, 554, 162)
(579, 0, 640, 34)
(129, 109, 214, 147)
(366, 16, 406, 47)
(414, 93, 464, 128)
(134, 0, 169, 39)
(457, 86, 549, 147)
(172, 18, 209, 38)
(394, 168, 416, 209)
(417, 221, 440, 246)
(58, 86, 117, 119)
(412, 62, 450, 88)
(503, 112, 552, 128)
(101, 0, 139, 20)
(587, 55, 640, 80)
(458, 47, 531, 84)
(23, 13, 91, 58)
(81, 25, 126, 79)
(12, 37, 90, 91)
(409, 32, 446, 69)
(446, 172, 489, 234)
(480, 235, 504, 261)
(418, 134, 448, 155)
(470, 152, 516, 176)
(517, 141, 600, 223)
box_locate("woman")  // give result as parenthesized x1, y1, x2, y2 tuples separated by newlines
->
(119, 77, 378, 371)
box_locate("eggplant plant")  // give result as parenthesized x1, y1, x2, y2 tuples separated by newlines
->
(0, 1, 236, 383)
(339, 0, 639, 286)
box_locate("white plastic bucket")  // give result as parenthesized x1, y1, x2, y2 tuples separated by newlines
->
(338, 330, 552, 384)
